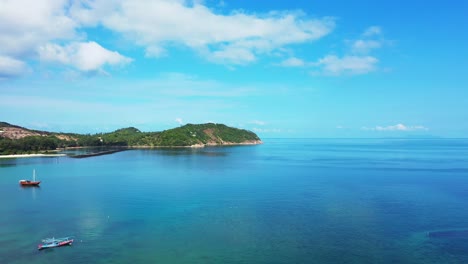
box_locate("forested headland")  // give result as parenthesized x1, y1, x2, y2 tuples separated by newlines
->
(0, 122, 262, 155)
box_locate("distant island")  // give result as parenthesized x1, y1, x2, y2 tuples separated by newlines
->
(0, 122, 262, 155)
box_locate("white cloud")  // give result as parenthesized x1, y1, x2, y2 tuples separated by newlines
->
(0, 0, 77, 58)
(0, 0, 134, 76)
(363, 26, 382, 37)
(252, 127, 282, 133)
(362, 124, 429, 131)
(69, 0, 116, 27)
(70, 0, 335, 65)
(208, 46, 256, 65)
(0, 0, 77, 77)
(351, 40, 382, 54)
(250, 120, 266, 126)
(350, 26, 385, 54)
(0, 0, 337, 76)
(314, 55, 378, 75)
(38, 42, 132, 71)
(0, 55, 28, 78)
(145, 45, 167, 58)
(280, 25, 385, 76)
(175, 118, 184, 125)
(278, 57, 305, 67)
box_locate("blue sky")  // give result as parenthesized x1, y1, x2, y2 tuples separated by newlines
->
(1, 0, 467, 138)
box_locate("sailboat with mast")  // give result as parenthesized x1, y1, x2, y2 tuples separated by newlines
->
(19, 169, 41, 186)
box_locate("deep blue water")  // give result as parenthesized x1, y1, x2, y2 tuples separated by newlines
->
(1, 138, 468, 263)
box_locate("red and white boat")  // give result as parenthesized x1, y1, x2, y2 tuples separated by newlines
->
(19, 169, 41, 186)
(38, 237, 74, 250)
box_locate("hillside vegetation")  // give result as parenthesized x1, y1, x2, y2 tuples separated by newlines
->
(154, 123, 260, 146)
(0, 122, 262, 155)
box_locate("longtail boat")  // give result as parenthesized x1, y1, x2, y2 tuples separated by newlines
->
(19, 169, 41, 186)
(38, 237, 74, 250)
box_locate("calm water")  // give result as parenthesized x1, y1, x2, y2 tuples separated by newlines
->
(1, 139, 468, 264)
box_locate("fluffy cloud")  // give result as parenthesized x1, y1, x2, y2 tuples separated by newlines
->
(0, 0, 335, 76)
(279, 25, 385, 75)
(308, 25, 385, 75)
(352, 40, 382, 54)
(0, 0, 78, 77)
(315, 55, 378, 75)
(250, 120, 266, 126)
(38, 41, 132, 71)
(1, 0, 353, 76)
(208, 46, 257, 65)
(351, 26, 385, 54)
(0, 0, 77, 58)
(175, 118, 184, 125)
(0, 56, 28, 78)
(0, 0, 133, 76)
(363, 26, 382, 37)
(278, 57, 305, 67)
(70, 0, 335, 65)
(362, 124, 428, 131)
(252, 127, 282, 133)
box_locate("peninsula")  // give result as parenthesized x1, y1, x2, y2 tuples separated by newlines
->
(0, 122, 262, 155)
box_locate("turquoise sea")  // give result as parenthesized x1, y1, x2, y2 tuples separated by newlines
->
(1, 139, 468, 263)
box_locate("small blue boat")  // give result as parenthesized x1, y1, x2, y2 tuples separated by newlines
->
(38, 237, 74, 250)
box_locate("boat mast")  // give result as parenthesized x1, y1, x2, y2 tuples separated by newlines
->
(33, 169, 36, 182)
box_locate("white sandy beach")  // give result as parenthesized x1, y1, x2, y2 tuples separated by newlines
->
(0, 154, 66, 159)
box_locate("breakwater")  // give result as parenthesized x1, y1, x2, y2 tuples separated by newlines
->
(69, 149, 126, 158)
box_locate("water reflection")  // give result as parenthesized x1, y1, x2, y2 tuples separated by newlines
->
(0, 156, 64, 167)
(155, 149, 227, 157)
(20, 184, 40, 200)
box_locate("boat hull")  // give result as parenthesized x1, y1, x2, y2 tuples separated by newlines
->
(19, 180, 41, 186)
(38, 239, 73, 250)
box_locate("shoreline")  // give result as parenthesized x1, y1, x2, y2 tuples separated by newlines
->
(129, 140, 263, 148)
(0, 141, 263, 158)
(0, 153, 67, 159)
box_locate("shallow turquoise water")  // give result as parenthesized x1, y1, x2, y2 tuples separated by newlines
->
(1, 139, 468, 263)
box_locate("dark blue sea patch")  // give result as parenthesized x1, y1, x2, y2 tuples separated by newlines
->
(428, 229, 468, 238)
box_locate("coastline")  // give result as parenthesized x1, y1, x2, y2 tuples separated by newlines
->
(0, 141, 263, 158)
(129, 140, 263, 148)
(0, 153, 66, 159)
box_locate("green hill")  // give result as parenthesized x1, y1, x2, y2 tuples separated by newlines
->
(0, 122, 262, 154)
(154, 123, 261, 147)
